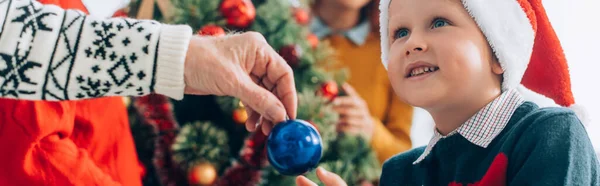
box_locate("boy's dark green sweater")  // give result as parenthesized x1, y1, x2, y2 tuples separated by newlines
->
(380, 102, 600, 186)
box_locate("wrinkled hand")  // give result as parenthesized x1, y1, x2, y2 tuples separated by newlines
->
(333, 83, 374, 141)
(296, 167, 347, 186)
(183, 32, 297, 135)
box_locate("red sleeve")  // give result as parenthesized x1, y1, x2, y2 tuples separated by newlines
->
(0, 99, 121, 186)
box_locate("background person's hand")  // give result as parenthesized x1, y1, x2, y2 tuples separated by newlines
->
(183, 32, 297, 135)
(333, 83, 375, 141)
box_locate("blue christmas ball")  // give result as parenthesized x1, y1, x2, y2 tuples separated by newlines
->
(267, 119, 323, 176)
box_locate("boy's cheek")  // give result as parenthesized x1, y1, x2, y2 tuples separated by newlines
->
(387, 63, 405, 88)
(388, 44, 403, 58)
(387, 54, 405, 74)
(387, 45, 408, 84)
(388, 45, 406, 69)
(387, 70, 412, 105)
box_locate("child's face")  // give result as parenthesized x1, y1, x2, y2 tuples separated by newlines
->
(386, 0, 503, 110)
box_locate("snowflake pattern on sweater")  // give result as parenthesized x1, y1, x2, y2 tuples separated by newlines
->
(0, 0, 191, 100)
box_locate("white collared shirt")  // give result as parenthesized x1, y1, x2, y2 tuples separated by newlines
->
(413, 89, 525, 164)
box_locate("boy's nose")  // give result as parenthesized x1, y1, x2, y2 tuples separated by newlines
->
(406, 47, 424, 56)
(404, 34, 428, 56)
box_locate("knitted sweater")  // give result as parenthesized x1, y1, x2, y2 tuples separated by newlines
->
(0, 0, 192, 100)
(380, 102, 600, 186)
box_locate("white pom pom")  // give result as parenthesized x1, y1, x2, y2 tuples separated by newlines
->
(569, 104, 590, 127)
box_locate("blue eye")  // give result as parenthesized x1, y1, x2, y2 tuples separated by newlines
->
(394, 29, 409, 39)
(432, 19, 449, 28)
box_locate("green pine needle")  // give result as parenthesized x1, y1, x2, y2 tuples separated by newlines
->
(172, 121, 230, 172)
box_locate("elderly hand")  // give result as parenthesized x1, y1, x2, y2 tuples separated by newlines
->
(183, 32, 297, 135)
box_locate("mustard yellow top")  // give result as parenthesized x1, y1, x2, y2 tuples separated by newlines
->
(325, 33, 414, 163)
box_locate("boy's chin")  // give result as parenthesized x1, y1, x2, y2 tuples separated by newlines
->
(408, 100, 438, 109)
(402, 93, 443, 109)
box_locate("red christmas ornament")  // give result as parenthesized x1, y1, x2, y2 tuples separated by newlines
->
(188, 163, 218, 186)
(294, 8, 310, 25)
(220, 0, 256, 28)
(319, 81, 339, 101)
(279, 45, 302, 68)
(139, 162, 147, 178)
(232, 108, 248, 124)
(307, 34, 319, 49)
(197, 24, 226, 36)
(112, 9, 128, 18)
(246, 139, 255, 147)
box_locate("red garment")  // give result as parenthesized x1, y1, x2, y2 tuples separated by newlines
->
(0, 1, 142, 185)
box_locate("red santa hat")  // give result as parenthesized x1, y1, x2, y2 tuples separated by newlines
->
(378, 0, 588, 124)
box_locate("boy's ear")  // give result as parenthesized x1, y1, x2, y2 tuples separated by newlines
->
(491, 58, 504, 75)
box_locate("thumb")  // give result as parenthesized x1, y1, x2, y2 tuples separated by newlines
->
(236, 78, 287, 124)
(316, 167, 347, 186)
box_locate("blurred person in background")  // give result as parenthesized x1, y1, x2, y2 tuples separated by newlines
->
(311, 0, 414, 163)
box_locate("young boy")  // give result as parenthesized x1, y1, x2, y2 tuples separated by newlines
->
(296, 0, 600, 185)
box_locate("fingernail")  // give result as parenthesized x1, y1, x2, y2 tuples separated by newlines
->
(247, 124, 255, 132)
(263, 122, 272, 135)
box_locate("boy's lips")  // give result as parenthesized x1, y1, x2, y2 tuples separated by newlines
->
(405, 61, 440, 78)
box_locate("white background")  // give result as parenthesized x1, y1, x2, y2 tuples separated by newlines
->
(411, 0, 600, 155)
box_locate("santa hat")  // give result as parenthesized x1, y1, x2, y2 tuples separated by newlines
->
(378, 0, 588, 124)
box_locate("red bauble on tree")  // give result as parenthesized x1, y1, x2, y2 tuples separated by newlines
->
(232, 102, 248, 124)
(112, 9, 128, 18)
(197, 24, 226, 36)
(319, 81, 339, 101)
(232, 107, 248, 124)
(293, 8, 310, 25)
(307, 34, 319, 49)
(279, 45, 302, 68)
(139, 162, 147, 179)
(220, 0, 256, 28)
(188, 163, 218, 186)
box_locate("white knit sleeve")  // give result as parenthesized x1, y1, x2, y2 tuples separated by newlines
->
(0, 0, 192, 100)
